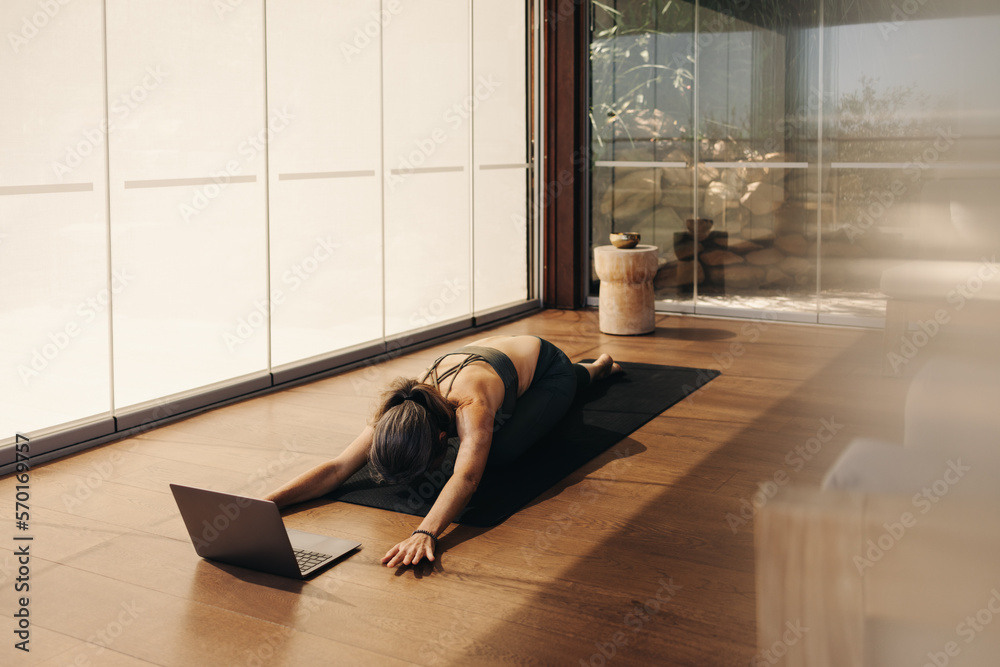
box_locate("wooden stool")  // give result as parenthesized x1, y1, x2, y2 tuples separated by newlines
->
(593, 244, 659, 335)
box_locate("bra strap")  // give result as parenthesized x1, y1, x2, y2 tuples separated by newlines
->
(424, 351, 488, 399)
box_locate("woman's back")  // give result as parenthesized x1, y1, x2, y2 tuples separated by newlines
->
(422, 335, 542, 408)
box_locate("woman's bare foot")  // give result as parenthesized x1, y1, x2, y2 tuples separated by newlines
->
(585, 353, 624, 383)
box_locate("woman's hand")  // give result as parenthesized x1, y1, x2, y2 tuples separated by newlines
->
(379, 405, 491, 570)
(382, 531, 436, 568)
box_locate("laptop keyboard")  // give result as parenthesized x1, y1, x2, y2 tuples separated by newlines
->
(294, 548, 332, 572)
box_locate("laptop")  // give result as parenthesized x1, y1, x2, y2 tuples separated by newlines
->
(170, 484, 361, 579)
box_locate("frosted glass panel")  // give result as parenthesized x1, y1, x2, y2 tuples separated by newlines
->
(267, 178, 383, 365)
(109, 187, 267, 405)
(473, 0, 528, 165)
(0, 0, 111, 435)
(266, 0, 384, 365)
(472, 0, 529, 312)
(383, 0, 470, 171)
(0, 0, 535, 445)
(384, 172, 472, 335)
(106, 0, 268, 408)
(474, 169, 529, 310)
(265, 0, 382, 174)
(105, 0, 269, 179)
(383, 0, 472, 336)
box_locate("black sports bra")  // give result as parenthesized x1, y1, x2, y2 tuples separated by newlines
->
(423, 345, 519, 422)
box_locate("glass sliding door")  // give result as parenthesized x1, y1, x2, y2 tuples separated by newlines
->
(822, 0, 1000, 325)
(106, 0, 270, 409)
(265, 0, 384, 367)
(0, 0, 112, 437)
(588, 0, 1000, 326)
(590, 0, 697, 311)
(693, 4, 821, 321)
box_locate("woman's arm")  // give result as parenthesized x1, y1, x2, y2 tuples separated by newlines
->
(381, 402, 494, 567)
(264, 425, 374, 509)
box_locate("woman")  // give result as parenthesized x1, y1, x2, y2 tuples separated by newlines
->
(264, 335, 621, 568)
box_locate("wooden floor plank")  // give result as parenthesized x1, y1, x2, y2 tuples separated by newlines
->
(37, 643, 162, 667)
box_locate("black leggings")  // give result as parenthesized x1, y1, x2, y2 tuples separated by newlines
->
(485, 338, 590, 469)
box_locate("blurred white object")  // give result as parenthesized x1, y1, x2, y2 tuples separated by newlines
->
(824, 354, 1000, 500)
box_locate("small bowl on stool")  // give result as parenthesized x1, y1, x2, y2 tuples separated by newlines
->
(609, 232, 641, 249)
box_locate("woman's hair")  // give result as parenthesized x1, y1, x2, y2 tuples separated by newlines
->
(368, 377, 455, 485)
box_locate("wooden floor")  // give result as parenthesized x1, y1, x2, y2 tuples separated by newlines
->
(0, 309, 908, 666)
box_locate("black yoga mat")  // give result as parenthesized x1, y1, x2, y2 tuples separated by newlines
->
(327, 361, 719, 527)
